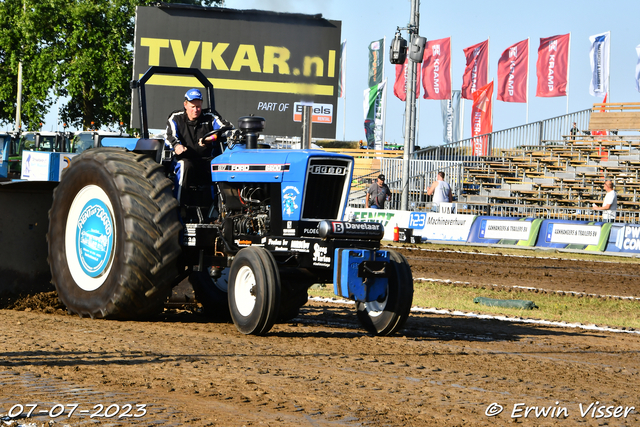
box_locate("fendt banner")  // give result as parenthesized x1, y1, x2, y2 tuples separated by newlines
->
(132, 5, 341, 138)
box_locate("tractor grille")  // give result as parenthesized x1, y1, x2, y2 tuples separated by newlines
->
(302, 157, 351, 220)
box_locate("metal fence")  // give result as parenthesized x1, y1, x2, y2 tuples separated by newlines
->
(448, 202, 639, 224)
(349, 160, 464, 210)
(414, 109, 592, 162)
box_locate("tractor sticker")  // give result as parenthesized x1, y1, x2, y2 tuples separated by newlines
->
(282, 185, 300, 217)
(312, 243, 331, 267)
(76, 199, 114, 278)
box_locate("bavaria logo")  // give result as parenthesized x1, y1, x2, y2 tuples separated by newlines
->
(76, 199, 114, 278)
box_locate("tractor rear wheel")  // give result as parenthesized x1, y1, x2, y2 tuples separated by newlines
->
(356, 250, 414, 336)
(47, 148, 182, 319)
(228, 246, 281, 335)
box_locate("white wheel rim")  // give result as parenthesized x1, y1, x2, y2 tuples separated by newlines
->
(64, 185, 116, 291)
(234, 265, 257, 317)
(364, 286, 388, 318)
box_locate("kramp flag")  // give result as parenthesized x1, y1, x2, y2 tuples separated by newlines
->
(589, 31, 610, 97)
(536, 34, 570, 97)
(368, 38, 384, 87)
(471, 81, 493, 156)
(422, 37, 451, 100)
(461, 39, 489, 100)
(363, 80, 387, 150)
(393, 58, 420, 101)
(497, 39, 528, 103)
(339, 40, 346, 98)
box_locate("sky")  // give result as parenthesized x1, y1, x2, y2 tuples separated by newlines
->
(41, 0, 640, 146)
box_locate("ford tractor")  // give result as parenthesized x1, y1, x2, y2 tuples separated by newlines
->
(46, 67, 414, 336)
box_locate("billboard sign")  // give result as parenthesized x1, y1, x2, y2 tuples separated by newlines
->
(132, 5, 341, 138)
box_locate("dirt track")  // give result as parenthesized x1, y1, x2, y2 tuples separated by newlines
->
(1, 245, 640, 426)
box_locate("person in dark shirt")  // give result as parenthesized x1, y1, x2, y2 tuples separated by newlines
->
(165, 88, 226, 204)
(366, 174, 391, 209)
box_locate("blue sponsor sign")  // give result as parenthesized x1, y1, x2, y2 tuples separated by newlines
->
(408, 212, 427, 229)
(606, 224, 640, 253)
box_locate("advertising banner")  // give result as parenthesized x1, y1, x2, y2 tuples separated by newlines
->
(497, 39, 528, 103)
(461, 40, 489, 100)
(363, 80, 386, 150)
(368, 38, 384, 87)
(467, 217, 541, 246)
(393, 58, 420, 101)
(132, 5, 341, 138)
(535, 34, 570, 97)
(346, 208, 411, 241)
(589, 31, 610, 97)
(441, 90, 463, 144)
(420, 213, 476, 242)
(536, 220, 609, 251)
(471, 81, 493, 156)
(422, 37, 451, 100)
(606, 223, 640, 254)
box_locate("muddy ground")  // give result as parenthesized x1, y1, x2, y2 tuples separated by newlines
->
(1, 245, 639, 426)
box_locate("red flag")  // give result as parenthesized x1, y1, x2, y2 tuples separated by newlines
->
(471, 81, 493, 156)
(461, 40, 489, 100)
(593, 94, 608, 162)
(497, 39, 528, 103)
(422, 37, 451, 100)
(393, 58, 420, 101)
(536, 34, 570, 97)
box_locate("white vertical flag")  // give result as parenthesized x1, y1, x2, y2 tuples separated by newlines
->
(589, 31, 610, 97)
(339, 40, 347, 98)
(636, 44, 640, 93)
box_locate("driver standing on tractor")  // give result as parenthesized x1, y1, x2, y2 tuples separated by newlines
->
(165, 88, 227, 204)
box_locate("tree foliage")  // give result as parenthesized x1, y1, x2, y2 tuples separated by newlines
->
(0, 0, 223, 131)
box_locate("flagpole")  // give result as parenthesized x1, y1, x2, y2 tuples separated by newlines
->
(566, 32, 571, 114)
(382, 36, 387, 147)
(342, 39, 347, 140)
(526, 38, 530, 124)
(608, 31, 611, 102)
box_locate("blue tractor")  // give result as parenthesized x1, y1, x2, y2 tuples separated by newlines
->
(47, 67, 414, 336)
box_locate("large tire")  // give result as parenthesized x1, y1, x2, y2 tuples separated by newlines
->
(228, 247, 281, 335)
(190, 268, 230, 319)
(356, 250, 414, 336)
(47, 148, 182, 319)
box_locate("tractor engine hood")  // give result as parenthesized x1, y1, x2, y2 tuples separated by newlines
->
(210, 145, 352, 184)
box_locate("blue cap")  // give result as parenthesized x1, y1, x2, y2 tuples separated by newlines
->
(185, 88, 203, 102)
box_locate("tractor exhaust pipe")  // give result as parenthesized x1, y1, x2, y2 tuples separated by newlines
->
(237, 116, 265, 149)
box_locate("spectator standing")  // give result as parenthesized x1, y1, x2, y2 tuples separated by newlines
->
(366, 174, 391, 209)
(570, 122, 579, 137)
(427, 171, 453, 204)
(592, 180, 617, 222)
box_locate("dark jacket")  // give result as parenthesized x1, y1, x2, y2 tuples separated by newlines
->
(165, 109, 225, 159)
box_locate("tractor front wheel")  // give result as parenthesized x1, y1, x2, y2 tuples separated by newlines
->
(228, 246, 281, 335)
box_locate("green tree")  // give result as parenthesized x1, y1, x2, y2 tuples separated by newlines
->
(0, 0, 223, 131)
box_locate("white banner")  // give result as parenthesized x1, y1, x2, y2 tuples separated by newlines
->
(589, 31, 610, 97)
(545, 223, 601, 245)
(480, 219, 532, 240)
(636, 44, 640, 93)
(440, 90, 463, 144)
(422, 213, 475, 242)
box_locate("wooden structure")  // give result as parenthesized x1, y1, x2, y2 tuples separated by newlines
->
(589, 102, 640, 132)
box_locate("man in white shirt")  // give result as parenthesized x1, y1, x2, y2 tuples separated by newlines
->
(427, 171, 453, 204)
(592, 180, 617, 222)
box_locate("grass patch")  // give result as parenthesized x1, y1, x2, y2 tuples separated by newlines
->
(308, 282, 640, 330)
